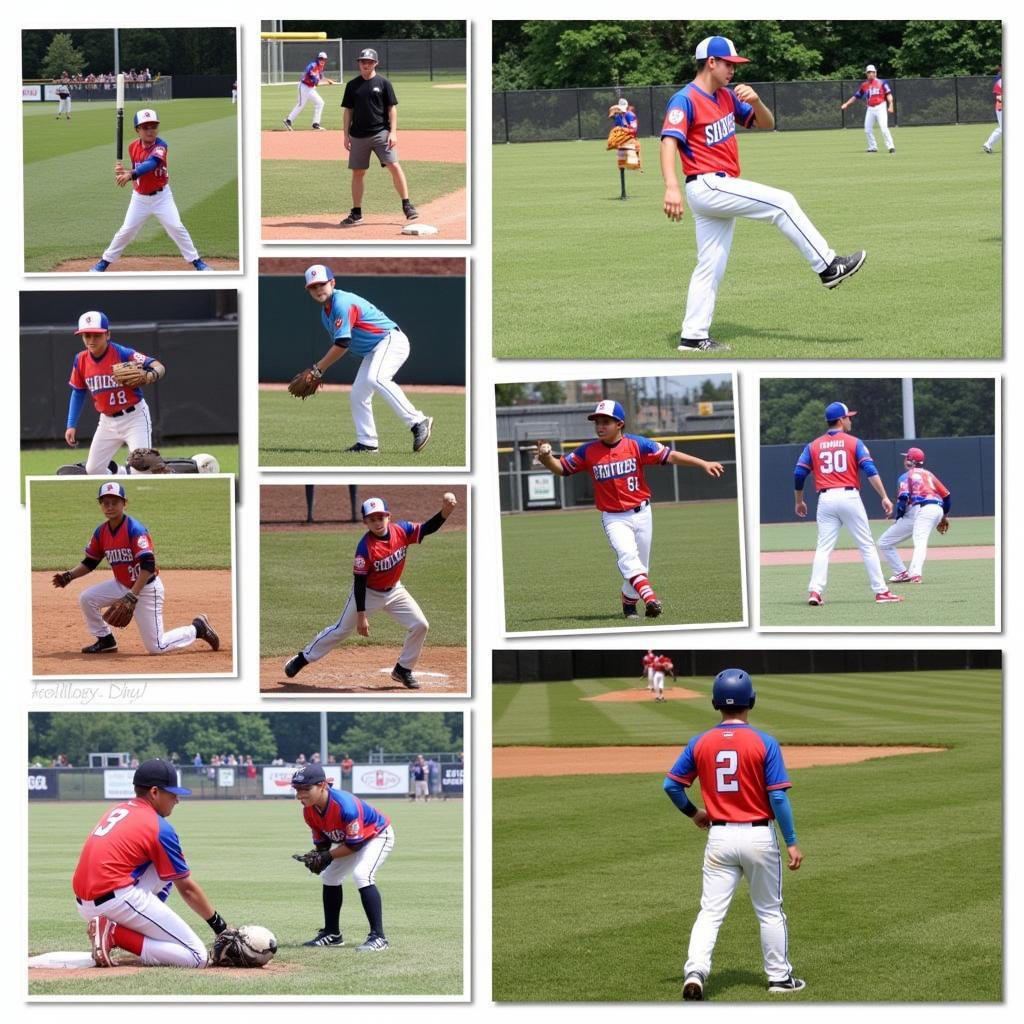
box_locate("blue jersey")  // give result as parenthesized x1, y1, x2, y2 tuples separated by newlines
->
(303, 787, 391, 848)
(321, 289, 398, 356)
(302, 61, 326, 88)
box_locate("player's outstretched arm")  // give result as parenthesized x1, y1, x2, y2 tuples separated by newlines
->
(440, 492, 458, 518)
(533, 441, 564, 476)
(667, 450, 724, 477)
(660, 137, 685, 221)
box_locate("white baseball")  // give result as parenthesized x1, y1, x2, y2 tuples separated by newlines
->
(443, 492, 456, 503)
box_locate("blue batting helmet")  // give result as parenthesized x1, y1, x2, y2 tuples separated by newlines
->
(711, 668, 756, 710)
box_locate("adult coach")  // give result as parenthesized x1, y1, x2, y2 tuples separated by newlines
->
(794, 401, 903, 605)
(339, 48, 417, 226)
(73, 758, 232, 968)
(661, 36, 866, 352)
(664, 669, 805, 1000)
(841, 65, 895, 153)
(284, 51, 335, 130)
(55, 74, 72, 119)
(983, 68, 1002, 153)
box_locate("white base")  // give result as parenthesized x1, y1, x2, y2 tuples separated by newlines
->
(29, 951, 97, 969)
(377, 668, 448, 679)
(401, 224, 439, 236)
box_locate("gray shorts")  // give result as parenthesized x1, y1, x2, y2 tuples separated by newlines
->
(348, 129, 398, 170)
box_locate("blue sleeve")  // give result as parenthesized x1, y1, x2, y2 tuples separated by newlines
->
(794, 465, 810, 491)
(156, 816, 190, 875)
(896, 472, 910, 498)
(757, 732, 791, 789)
(132, 156, 161, 177)
(660, 91, 693, 141)
(633, 434, 662, 456)
(666, 736, 698, 782)
(731, 90, 755, 127)
(942, 495, 951, 515)
(769, 789, 797, 845)
(663, 776, 696, 816)
(861, 459, 878, 478)
(67, 387, 87, 428)
(329, 294, 351, 341)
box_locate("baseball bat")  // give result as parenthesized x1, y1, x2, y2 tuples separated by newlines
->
(115, 73, 125, 160)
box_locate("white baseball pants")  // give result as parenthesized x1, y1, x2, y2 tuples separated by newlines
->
(877, 503, 944, 577)
(684, 823, 793, 983)
(808, 488, 887, 595)
(864, 104, 894, 151)
(984, 110, 1002, 150)
(303, 581, 428, 669)
(681, 174, 835, 340)
(652, 669, 665, 697)
(79, 576, 199, 654)
(75, 864, 208, 968)
(58, 95, 72, 115)
(102, 187, 200, 264)
(321, 826, 395, 888)
(350, 330, 426, 446)
(288, 83, 325, 125)
(85, 399, 153, 474)
(601, 502, 653, 600)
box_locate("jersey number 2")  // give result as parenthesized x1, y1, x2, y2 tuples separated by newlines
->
(715, 750, 739, 792)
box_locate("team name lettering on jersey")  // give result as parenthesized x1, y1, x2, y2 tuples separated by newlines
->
(705, 112, 736, 145)
(592, 457, 638, 480)
(374, 547, 407, 572)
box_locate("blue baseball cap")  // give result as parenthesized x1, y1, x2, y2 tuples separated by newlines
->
(304, 264, 334, 288)
(75, 311, 109, 334)
(588, 399, 626, 422)
(97, 481, 126, 500)
(291, 763, 327, 787)
(134, 759, 191, 795)
(361, 497, 389, 517)
(694, 36, 750, 64)
(825, 401, 857, 422)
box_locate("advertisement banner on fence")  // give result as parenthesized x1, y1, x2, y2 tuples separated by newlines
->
(441, 764, 465, 795)
(352, 763, 409, 796)
(263, 764, 341, 796)
(27, 768, 58, 800)
(217, 767, 235, 788)
(22, 85, 41, 101)
(104, 769, 138, 800)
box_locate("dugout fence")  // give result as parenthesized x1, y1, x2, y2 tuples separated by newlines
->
(25, 78, 172, 104)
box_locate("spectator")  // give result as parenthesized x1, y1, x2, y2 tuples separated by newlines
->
(341, 753, 353, 776)
(129, 756, 139, 769)
(192, 753, 203, 770)
(311, 752, 321, 764)
(272, 756, 285, 766)
(412, 755, 429, 802)
(327, 753, 337, 765)
(296, 753, 307, 765)
(427, 756, 441, 799)
(245, 756, 256, 781)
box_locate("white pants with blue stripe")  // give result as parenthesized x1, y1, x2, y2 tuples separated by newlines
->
(80, 575, 198, 654)
(351, 330, 426, 445)
(85, 398, 153, 474)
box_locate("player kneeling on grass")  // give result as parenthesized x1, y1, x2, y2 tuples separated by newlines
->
(284, 493, 458, 688)
(533, 400, 724, 620)
(73, 759, 234, 968)
(290, 763, 395, 951)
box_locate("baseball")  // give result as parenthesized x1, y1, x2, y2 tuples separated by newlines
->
(536, 442, 552, 457)
(443, 492, 456, 503)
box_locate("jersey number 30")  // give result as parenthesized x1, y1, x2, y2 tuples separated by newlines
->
(818, 449, 849, 474)
(715, 750, 739, 792)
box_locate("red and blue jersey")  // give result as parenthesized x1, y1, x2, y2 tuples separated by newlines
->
(69, 342, 154, 415)
(666, 722, 791, 822)
(797, 430, 873, 491)
(73, 798, 190, 900)
(128, 136, 169, 194)
(660, 83, 755, 178)
(84, 514, 158, 588)
(854, 79, 891, 107)
(322, 288, 398, 357)
(304, 787, 391, 848)
(560, 433, 669, 512)
(613, 110, 638, 135)
(994, 76, 1002, 112)
(302, 60, 327, 88)
(897, 467, 950, 506)
(354, 520, 422, 590)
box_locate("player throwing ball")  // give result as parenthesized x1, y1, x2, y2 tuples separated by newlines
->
(284, 51, 335, 130)
(665, 669, 805, 1001)
(283, 493, 457, 688)
(534, 399, 724, 620)
(51, 481, 221, 655)
(661, 36, 866, 352)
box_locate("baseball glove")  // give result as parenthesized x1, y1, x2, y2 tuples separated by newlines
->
(287, 366, 323, 400)
(292, 849, 333, 875)
(128, 447, 169, 474)
(112, 361, 152, 387)
(102, 592, 138, 628)
(937, 517, 950, 535)
(209, 929, 256, 968)
(52, 571, 73, 589)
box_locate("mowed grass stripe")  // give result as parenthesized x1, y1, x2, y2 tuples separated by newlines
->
(760, 516, 995, 551)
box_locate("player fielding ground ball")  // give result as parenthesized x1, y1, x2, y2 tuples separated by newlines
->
(283, 492, 458, 688)
(664, 670, 805, 1001)
(795, 402, 903, 605)
(877, 446, 952, 584)
(91, 109, 210, 273)
(64, 310, 164, 475)
(534, 399, 724, 620)
(51, 481, 221, 655)
(289, 263, 433, 454)
(284, 51, 335, 131)
(841, 65, 896, 153)
(290, 763, 395, 951)
(661, 36, 867, 352)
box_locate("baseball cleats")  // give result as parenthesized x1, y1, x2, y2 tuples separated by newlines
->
(682, 972, 705, 1000)
(875, 590, 904, 603)
(678, 337, 730, 352)
(284, 653, 308, 678)
(403, 202, 419, 220)
(807, 591, 823, 606)
(819, 250, 867, 289)
(88, 916, 116, 967)
(356, 933, 390, 952)
(391, 664, 421, 689)
(889, 148, 896, 153)
(344, 442, 379, 453)
(283, 118, 293, 131)
(768, 976, 806, 994)
(311, 122, 324, 130)
(82, 634, 117, 654)
(866, 148, 878, 153)
(303, 929, 344, 947)
(412, 417, 434, 452)
(644, 599, 663, 618)
(983, 145, 993, 153)
(889, 570, 912, 583)
(340, 211, 364, 227)
(192, 615, 220, 651)
(90, 259, 110, 273)
(623, 602, 640, 619)
(192, 259, 211, 271)
(908, 575, 923, 583)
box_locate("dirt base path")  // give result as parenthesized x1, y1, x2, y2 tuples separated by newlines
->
(261, 129, 465, 163)
(29, 958, 295, 981)
(762, 545, 994, 566)
(55, 257, 239, 274)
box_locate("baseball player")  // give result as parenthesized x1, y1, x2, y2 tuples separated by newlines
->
(64, 310, 164, 475)
(794, 402, 903, 605)
(91, 108, 211, 273)
(841, 65, 895, 153)
(50, 481, 221, 655)
(295, 264, 433, 454)
(55, 74, 72, 119)
(661, 36, 866, 352)
(665, 669, 805, 1001)
(291, 763, 395, 951)
(339, 48, 418, 226)
(284, 51, 335, 130)
(877, 446, 951, 584)
(641, 649, 656, 690)
(282, 493, 457, 688)
(533, 399, 725, 620)
(653, 653, 675, 701)
(73, 758, 233, 968)
(983, 69, 1002, 153)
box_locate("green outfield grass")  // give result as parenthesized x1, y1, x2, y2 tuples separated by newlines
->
(29, 798, 463, 996)
(501, 500, 744, 632)
(261, 529, 466, 655)
(493, 669, 1001, 1001)
(259, 391, 466, 467)
(760, 514, 995, 551)
(23, 99, 239, 271)
(493, 125, 1001, 359)
(29, 478, 232, 570)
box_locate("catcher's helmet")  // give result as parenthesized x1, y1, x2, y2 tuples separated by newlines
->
(712, 668, 756, 710)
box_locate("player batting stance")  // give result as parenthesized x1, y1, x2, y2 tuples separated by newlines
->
(73, 759, 234, 968)
(661, 36, 867, 352)
(795, 402, 903, 605)
(664, 669, 805, 1001)
(290, 763, 395, 951)
(534, 399, 724, 620)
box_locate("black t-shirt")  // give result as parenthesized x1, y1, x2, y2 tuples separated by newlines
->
(341, 74, 398, 137)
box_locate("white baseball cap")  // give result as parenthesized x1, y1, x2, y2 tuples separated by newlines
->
(133, 108, 159, 127)
(617, 98, 628, 111)
(865, 64, 877, 73)
(361, 497, 389, 517)
(98, 481, 126, 500)
(317, 51, 328, 60)
(694, 36, 750, 64)
(75, 310, 109, 334)
(304, 264, 334, 288)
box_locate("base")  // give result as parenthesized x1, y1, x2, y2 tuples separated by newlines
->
(29, 951, 97, 969)
(401, 224, 439, 236)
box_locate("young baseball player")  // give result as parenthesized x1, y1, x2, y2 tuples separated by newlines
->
(665, 669, 805, 1001)
(284, 51, 335, 130)
(73, 758, 233, 968)
(653, 652, 675, 701)
(983, 69, 1002, 153)
(841, 65, 896, 153)
(877, 446, 951, 584)
(291, 763, 395, 950)
(641, 649, 656, 690)
(91, 108, 211, 272)
(534, 399, 725, 620)
(64, 310, 165, 475)
(794, 401, 903, 605)
(292, 264, 433, 453)
(283, 493, 458, 688)
(661, 36, 867, 352)
(51, 481, 221, 655)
